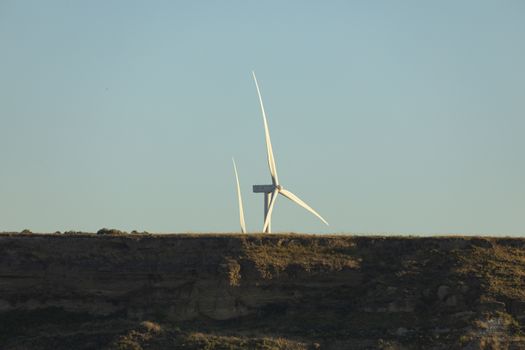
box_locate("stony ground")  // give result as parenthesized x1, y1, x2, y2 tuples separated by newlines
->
(1, 233, 524, 349)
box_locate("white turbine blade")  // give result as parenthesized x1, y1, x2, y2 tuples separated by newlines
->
(232, 158, 247, 233)
(279, 189, 329, 226)
(252, 71, 279, 186)
(263, 188, 279, 233)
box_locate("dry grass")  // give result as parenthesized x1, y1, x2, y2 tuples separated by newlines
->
(456, 242, 525, 300)
(140, 321, 162, 334)
(109, 324, 309, 350)
(242, 236, 360, 279)
(226, 258, 242, 287)
(186, 332, 309, 350)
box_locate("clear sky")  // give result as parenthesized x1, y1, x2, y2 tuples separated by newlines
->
(1, 1, 524, 235)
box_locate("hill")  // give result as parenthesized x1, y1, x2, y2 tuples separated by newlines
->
(0, 233, 524, 349)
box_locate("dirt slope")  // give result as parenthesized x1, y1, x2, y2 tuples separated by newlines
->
(0, 233, 524, 349)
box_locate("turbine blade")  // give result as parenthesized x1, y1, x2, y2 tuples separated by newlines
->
(232, 158, 247, 234)
(252, 71, 279, 186)
(263, 188, 279, 233)
(279, 189, 329, 226)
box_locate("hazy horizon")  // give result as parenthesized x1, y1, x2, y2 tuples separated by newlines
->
(1, 1, 524, 235)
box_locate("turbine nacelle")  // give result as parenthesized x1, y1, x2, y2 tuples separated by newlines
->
(252, 184, 283, 194)
(253, 184, 276, 193)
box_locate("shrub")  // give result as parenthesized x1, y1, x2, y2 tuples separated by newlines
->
(97, 228, 127, 236)
(140, 321, 161, 334)
(131, 230, 150, 235)
(63, 230, 83, 235)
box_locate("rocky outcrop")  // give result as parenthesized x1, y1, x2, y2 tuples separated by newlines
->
(1, 234, 524, 349)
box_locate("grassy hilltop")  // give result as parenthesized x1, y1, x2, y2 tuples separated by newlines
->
(0, 233, 524, 349)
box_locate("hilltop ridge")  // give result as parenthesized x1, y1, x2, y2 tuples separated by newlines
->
(1, 233, 524, 349)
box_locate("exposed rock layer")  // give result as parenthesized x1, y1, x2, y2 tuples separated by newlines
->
(1, 234, 524, 349)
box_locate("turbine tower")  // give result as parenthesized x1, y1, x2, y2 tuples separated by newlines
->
(251, 72, 329, 233)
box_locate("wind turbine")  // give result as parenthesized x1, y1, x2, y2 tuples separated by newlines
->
(232, 158, 247, 233)
(251, 71, 329, 233)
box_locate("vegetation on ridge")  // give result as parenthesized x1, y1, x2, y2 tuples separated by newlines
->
(241, 236, 360, 279)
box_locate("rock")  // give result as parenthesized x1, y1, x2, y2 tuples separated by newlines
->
(386, 286, 397, 294)
(452, 311, 475, 321)
(395, 327, 408, 336)
(387, 299, 415, 312)
(477, 300, 506, 312)
(0, 299, 11, 311)
(445, 295, 458, 307)
(470, 238, 493, 248)
(511, 301, 525, 317)
(433, 327, 450, 334)
(437, 285, 451, 301)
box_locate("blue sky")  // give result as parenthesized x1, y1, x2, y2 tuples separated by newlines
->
(1, 1, 524, 234)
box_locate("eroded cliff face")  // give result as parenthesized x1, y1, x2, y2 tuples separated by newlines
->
(1, 234, 524, 349)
